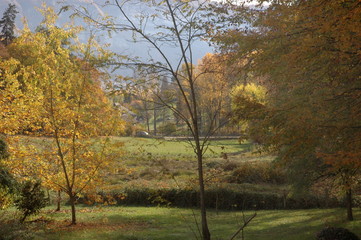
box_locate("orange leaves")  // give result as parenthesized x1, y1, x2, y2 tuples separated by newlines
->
(318, 151, 361, 170)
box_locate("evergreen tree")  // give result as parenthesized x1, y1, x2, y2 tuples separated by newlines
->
(0, 4, 18, 45)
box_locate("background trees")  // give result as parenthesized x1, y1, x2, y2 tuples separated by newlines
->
(0, 4, 18, 46)
(195, 53, 236, 135)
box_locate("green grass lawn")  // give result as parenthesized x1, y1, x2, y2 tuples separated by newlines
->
(22, 206, 361, 240)
(112, 137, 251, 159)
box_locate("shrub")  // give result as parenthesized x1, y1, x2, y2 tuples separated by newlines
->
(158, 123, 177, 135)
(221, 161, 239, 171)
(0, 139, 9, 160)
(0, 167, 17, 193)
(0, 187, 13, 209)
(228, 161, 287, 184)
(205, 161, 221, 169)
(316, 227, 360, 240)
(14, 181, 48, 222)
(0, 167, 17, 210)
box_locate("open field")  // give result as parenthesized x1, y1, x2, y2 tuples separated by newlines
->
(7, 206, 360, 240)
(11, 136, 271, 162)
(99, 137, 278, 191)
(115, 137, 253, 159)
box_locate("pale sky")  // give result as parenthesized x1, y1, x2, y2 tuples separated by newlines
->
(0, 0, 214, 77)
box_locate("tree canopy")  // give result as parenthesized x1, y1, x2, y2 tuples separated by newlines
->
(213, 0, 361, 220)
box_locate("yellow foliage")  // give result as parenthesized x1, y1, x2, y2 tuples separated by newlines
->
(0, 5, 125, 206)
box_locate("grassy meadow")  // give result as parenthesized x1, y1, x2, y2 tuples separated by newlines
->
(99, 137, 277, 191)
(117, 136, 252, 158)
(4, 136, 359, 239)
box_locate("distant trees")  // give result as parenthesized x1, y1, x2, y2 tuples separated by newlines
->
(231, 83, 267, 144)
(195, 53, 239, 135)
(0, 4, 18, 45)
(213, 0, 361, 220)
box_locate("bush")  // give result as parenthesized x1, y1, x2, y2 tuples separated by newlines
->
(0, 139, 9, 160)
(14, 181, 48, 222)
(0, 187, 13, 209)
(0, 167, 17, 193)
(316, 227, 360, 240)
(221, 161, 239, 171)
(158, 123, 177, 135)
(228, 161, 287, 184)
(0, 167, 17, 210)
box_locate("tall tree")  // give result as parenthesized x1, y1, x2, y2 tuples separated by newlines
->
(0, 4, 18, 45)
(213, 0, 361, 220)
(196, 53, 239, 134)
(72, 0, 227, 238)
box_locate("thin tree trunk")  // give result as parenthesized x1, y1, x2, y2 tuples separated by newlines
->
(153, 105, 157, 136)
(69, 195, 77, 225)
(144, 101, 150, 133)
(196, 148, 211, 240)
(146, 116, 150, 133)
(346, 188, 353, 221)
(20, 213, 28, 223)
(56, 190, 61, 211)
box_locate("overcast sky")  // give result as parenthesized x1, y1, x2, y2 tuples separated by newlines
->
(0, 0, 214, 77)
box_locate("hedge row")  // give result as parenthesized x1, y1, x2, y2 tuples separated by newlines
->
(81, 187, 340, 210)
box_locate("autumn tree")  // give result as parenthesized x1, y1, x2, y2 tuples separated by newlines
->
(0, 4, 18, 45)
(195, 53, 240, 135)
(0, 6, 123, 225)
(132, 87, 153, 133)
(231, 82, 267, 144)
(213, 0, 361, 220)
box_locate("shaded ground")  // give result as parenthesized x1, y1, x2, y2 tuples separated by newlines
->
(9, 206, 360, 240)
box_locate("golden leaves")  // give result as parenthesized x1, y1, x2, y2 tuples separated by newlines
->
(0, 5, 125, 199)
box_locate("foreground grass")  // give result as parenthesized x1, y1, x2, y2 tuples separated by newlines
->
(23, 206, 361, 240)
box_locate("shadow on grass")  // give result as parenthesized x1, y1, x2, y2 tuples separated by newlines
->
(213, 208, 361, 240)
(34, 206, 361, 240)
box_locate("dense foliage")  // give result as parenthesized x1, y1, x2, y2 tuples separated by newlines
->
(213, 0, 361, 220)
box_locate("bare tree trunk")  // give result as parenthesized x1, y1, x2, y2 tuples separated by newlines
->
(69, 194, 77, 225)
(153, 105, 157, 136)
(346, 188, 353, 221)
(56, 190, 61, 211)
(146, 116, 150, 133)
(195, 139, 210, 240)
(144, 101, 150, 133)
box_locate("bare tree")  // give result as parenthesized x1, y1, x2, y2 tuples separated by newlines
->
(71, 0, 234, 238)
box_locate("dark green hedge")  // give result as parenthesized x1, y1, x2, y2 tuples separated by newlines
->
(81, 187, 340, 210)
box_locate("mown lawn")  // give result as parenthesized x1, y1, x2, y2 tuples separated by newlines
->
(21, 206, 361, 240)
(113, 137, 250, 159)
